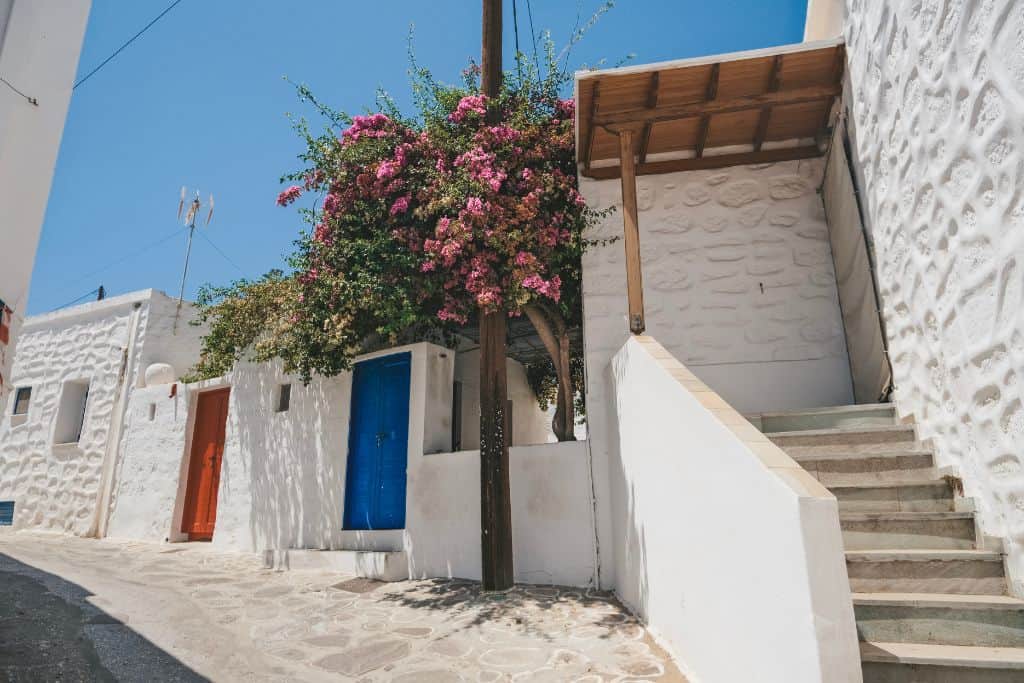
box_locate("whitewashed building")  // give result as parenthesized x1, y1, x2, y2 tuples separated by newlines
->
(5, 0, 1024, 681)
(0, 0, 92, 401)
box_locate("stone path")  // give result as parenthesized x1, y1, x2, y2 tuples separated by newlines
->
(0, 532, 686, 682)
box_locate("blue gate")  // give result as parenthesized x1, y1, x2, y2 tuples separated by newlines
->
(343, 352, 411, 530)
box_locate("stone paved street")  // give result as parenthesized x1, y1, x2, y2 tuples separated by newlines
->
(0, 532, 686, 682)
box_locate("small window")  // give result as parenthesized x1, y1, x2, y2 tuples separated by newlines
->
(276, 383, 291, 412)
(12, 387, 30, 415)
(54, 380, 90, 444)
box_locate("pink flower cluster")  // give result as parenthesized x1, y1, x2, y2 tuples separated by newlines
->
(276, 185, 302, 206)
(448, 94, 487, 123)
(341, 113, 392, 145)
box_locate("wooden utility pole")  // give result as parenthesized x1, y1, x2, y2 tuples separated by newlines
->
(478, 0, 514, 592)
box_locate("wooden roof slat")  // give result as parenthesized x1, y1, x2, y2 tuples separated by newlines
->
(753, 55, 784, 152)
(584, 145, 821, 180)
(695, 63, 720, 159)
(593, 83, 839, 127)
(638, 72, 660, 163)
(576, 40, 844, 171)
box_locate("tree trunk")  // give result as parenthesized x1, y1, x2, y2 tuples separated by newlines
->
(523, 304, 576, 441)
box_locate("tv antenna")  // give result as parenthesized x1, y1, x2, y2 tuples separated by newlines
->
(174, 187, 214, 328)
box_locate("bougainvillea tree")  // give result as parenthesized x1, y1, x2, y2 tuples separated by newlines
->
(188, 47, 610, 441)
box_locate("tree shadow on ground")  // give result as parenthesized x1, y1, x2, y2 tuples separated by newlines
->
(373, 577, 637, 642)
(0, 553, 207, 682)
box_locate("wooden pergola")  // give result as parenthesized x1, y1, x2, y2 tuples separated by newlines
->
(575, 39, 846, 333)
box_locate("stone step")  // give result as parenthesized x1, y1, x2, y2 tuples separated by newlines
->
(766, 425, 917, 451)
(795, 449, 935, 486)
(832, 480, 954, 513)
(841, 512, 976, 550)
(853, 593, 1024, 648)
(750, 403, 897, 433)
(846, 550, 1007, 596)
(262, 549, 409, 582)
(860, 641, 1024, 682)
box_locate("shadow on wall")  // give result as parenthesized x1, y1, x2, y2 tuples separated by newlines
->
(230, 362, 349, 552)
(0, 552, 207, 681)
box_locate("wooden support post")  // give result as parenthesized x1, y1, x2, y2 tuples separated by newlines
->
(478, 0, 514, 592)
(618, 128, 645, 334)
(479, 310, 514, 591)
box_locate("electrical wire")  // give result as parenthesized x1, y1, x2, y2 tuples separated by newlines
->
(73, 0, 184, 90)
(0, 77, 37, 105)
(52, 288, 101, 312)
(525, 0, 540, 74)
(196, 230, 247, 276)
(47, 226, 187, 304)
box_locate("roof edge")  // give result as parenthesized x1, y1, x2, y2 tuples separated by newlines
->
(574, 36, 844, 82)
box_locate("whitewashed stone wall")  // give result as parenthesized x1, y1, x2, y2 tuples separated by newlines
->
(580, 159, 853, 588)
(0, 290, 204, 537)
(845, 0, 1024, 593)
(581, 160, 853, 413)
(0, 296, 144, 534)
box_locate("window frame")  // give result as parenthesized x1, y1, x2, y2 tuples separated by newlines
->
(11, 386, 31, 416)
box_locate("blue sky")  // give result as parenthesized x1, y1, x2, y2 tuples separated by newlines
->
(30, 0, 807, 314)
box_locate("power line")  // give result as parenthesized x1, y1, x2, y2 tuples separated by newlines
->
(52, 288, 101, 312)
(0, 77, 37, 105)
(196, 230, 246, 276)
(525, 0, 540, 74)
(48, 226, 187, 302)
(512, 0, 522, 80)
(73, 0, 184, 90)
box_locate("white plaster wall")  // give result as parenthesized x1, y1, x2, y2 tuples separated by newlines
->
(805, 0, 846, 40)
(580, 160, 853, 416)
(408, 441, 597, 587)
(0, 294, 144, 534)
(454, 349, 553, 447)
(0, 0, 91, 401)
(610, 337, 860, 683)
(844, 0, 1024, 595)
(580, 160, 854, 587)
(105, 384, 191, 542)
(201, 342, 453, 554)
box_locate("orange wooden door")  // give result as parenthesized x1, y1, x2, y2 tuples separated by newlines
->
(181, 388, 230, 540)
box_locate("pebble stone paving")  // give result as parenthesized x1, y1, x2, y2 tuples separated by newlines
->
(0, 532, 687, 682)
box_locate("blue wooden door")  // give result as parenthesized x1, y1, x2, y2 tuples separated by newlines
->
(343, 352, 411, 530)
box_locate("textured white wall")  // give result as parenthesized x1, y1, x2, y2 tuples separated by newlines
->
(844, 0, 1024, 594)
(580, 160, 854, 587)
(0, 296, 143, 534)
(580, 159, 853, 415)
(0, 0, 91, 401)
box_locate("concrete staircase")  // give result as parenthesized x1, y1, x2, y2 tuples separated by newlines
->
(752, 404, 1024, 682)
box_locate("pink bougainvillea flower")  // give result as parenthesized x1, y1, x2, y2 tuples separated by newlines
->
(390, 195, 411, 215)
(276, 185, 302, 206)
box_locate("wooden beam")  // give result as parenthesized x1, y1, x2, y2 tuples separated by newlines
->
(478, 0, 513, 594)
(753, 55, 784, 152)
(638, 72, 660, 163)
(695, 63, 720, 159)
(618, 128, 645, 334)
(594, 83, 840, 127)
(583, 144, 822, 180)
(583, 82, 600, 169)
(819, 45, 846, 132)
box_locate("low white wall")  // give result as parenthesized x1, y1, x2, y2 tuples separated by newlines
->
(454, 349, 553, 447)
(408, 441, 597, 587)
(610, 336, 860, 682)
(105, 384, 191, 541)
